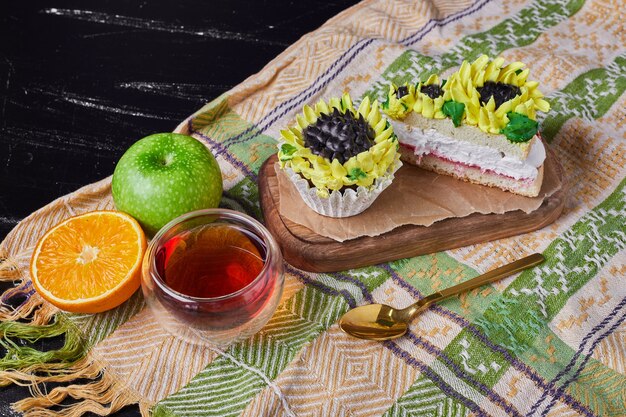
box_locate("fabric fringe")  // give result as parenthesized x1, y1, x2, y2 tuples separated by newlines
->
(0, 356, 100, 387)
(0, 249, 57, 325)
(0, 291, 58, 326)
(0, 314, 150, 416)
(0, 249, 24, 281)
(1, 323, 149, 416)
(0, 250, 59, 328)
(0, 317, 82, 376)
(12, 360, 149, 417)
(0, 253, 149, 416)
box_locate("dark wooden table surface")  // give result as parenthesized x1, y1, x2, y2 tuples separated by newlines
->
(0, 1, 358, 415)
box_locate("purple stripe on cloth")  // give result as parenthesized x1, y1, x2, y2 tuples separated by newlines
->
(384, 339, 490, 417)
(190, 120, 258, 180)
(338, 290, 357, 309)
(285, 265, 357, 308)
(198, 0, 492, 152)
(379, 263, 598, 417)
(401, 0, 492, 46)
(527, 296, 626, 417)
(404, 331, 523, 417)
(331, 271, 375, 303)
(540, 307, 626, 417)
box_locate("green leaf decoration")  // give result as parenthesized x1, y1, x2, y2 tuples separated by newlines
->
(515, 68, 523, 75)
(279, 143, 297, 160)
(347, 167, 367, 181)
(501, 112, 538, 142)
(441, 79, 447, 87)
(442, 100, 465, 127)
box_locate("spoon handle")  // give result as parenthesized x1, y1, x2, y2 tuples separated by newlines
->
(414, 253, 545, 312)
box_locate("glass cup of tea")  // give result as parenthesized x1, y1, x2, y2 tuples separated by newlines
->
(141, 208, 284, 347)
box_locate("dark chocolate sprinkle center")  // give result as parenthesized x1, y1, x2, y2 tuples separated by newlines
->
(477, 81, 521, 108)
(395, 85, 409, 99)
(420, 84, 443, 99)
(303, 108, 375, 164)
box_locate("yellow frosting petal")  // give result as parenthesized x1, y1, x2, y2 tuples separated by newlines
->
(341, 93, 353, 111)
(368, 100, 382, 126)
(378, 126, 395, 143)
(357, 151, 374, 172)
(425, 74, 440, 85)
(303, 105, 317, 124)
(413, 98, 423, 113)
(328, 97, 341, 111)
(331, 159, 347, 179)
(315, 100, 329, 115)
(356, 175, 375, 187)
(358, 96, 371, 118)
(280, 129, 298, 144)
(373, 117, 387, 135)
(344, 156, 358, 172)
(296, 114, 308, 130)
(471, 55, 489, 79)
(516, 68, 530, 85)
(423, 97, 435, 118)
(535, 98, 551, 112)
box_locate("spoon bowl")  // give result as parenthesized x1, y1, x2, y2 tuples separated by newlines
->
(339, 253, 545, 341)
(339, 304, 410, 340)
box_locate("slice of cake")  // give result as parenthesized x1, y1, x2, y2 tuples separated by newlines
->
(382, 55, 550, 197)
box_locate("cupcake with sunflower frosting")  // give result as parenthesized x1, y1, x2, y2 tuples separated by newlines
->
(277, 93, 401, 217)
(382, 55, 551, 197)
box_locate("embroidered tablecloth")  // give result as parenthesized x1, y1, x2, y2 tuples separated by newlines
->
(1, 0, 625, 416)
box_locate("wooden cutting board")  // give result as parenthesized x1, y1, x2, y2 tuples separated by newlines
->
(258, 151, 566, 273)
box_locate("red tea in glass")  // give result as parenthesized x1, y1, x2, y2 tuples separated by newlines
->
(141, 209, 284, 346)
(156, 224, 265, 298)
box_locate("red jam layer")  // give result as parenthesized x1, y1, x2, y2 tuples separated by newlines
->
(400, 143, 534, 184)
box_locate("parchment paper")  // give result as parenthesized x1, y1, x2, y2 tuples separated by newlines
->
(276, 152, 562, 242)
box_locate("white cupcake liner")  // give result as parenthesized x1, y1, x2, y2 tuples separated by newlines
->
(284, 160, 402, 218)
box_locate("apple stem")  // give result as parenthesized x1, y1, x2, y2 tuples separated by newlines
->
(162, 153, 174, 166)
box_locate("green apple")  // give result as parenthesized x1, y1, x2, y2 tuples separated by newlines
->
(112, 133, 222, 235)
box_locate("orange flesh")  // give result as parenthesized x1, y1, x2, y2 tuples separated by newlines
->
(33, 212, 143, 301)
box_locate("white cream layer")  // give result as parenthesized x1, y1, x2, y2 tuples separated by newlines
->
(391, 122, 546, 180)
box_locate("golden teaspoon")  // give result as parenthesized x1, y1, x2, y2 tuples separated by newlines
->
(339, 253, 545, 341)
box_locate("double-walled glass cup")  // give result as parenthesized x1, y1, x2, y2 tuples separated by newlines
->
(141, 209, 284, 347)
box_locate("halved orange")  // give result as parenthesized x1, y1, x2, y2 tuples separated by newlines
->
(30, 210, 147, 313)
